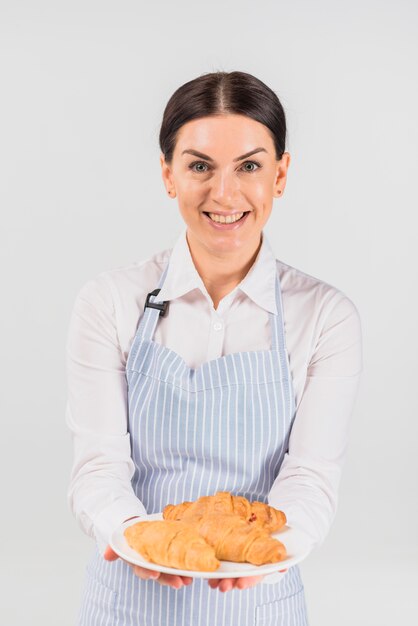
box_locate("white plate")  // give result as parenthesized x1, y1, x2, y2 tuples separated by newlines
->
(109, 513, 312, 579)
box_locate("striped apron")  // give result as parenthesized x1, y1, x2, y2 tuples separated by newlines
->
(78, 256, 309, 626)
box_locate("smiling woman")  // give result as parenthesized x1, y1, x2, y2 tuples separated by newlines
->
(159, 75, 290, 278)
(67, 70, 362, 626)
(159, 115, 290, 307)
(161, 114, 290, 254)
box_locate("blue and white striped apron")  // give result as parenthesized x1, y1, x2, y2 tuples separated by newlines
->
(78, 256, 309, 626)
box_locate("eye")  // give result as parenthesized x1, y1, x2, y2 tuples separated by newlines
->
(189, 161, 210, 173)
(188, 160, 262, 173)
(241, 160, 261, 172)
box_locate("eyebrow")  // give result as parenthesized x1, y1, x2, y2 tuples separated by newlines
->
(181, 147, 268, 162)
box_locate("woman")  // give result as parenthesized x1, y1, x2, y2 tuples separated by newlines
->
(66, 70, 362, 625)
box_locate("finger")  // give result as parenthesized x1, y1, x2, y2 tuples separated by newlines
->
(133, 566, 161, 581)
(131, 566, 186, 589)
(181, 576, 193, 585)
(103, 545, 119, 561)
(279, 569, 288, 573)
(236, 575, 264, 590)
(156, 573, 184, 588)
(218, 578, 234, 593)
(208, 578, 221, 589)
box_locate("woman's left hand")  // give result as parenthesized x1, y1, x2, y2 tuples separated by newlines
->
(208, 569, 287, 592)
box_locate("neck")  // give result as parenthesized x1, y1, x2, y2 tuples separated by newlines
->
(185, 230, 262, 309)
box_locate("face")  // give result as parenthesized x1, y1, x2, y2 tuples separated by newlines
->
(160, 113, 291, 257)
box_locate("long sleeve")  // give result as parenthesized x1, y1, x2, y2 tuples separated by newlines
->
(66, 274, 147, 553)
(263, 291, 362, 584)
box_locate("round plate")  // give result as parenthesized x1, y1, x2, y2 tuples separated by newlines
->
(109, 512, 312, 579)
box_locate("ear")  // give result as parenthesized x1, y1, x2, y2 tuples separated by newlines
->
(273, 152, 291, 197)
(160, 153, 175, 195)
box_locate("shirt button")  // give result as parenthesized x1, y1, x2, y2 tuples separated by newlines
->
(213, 322, 223, 331)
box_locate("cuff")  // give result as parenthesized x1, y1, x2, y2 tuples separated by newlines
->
(93, 495, 148, 554)
(273, 502, 320, 551)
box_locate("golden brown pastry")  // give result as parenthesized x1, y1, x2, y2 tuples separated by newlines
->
(249, 500, 287, 533)
(183, 513, 287, 565)
(163, 491, 286, 533)
(124, 520, 220, 572)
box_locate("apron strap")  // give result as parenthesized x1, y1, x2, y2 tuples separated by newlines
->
(134, 261, 170, 342)
(270, 273, 289, 367)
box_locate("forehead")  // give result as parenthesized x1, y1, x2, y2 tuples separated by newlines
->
(174, 114, 275, 157)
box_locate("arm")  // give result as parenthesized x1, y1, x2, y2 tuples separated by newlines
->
(262, 291, 363, 584)
(65, 274, 147, 554)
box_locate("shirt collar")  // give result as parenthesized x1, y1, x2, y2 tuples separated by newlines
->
(157, 227, 278, 315)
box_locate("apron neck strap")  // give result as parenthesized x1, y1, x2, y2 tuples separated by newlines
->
(135, 261, 170, 342)
(269, 272, 288, 358)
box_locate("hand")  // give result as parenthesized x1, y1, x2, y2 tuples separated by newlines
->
(207, 569, 288, 593)
(103, 545, 193, 590)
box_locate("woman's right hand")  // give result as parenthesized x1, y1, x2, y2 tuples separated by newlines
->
(103, 545, 193, 589)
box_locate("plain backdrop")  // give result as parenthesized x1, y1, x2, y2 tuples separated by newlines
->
(1, 1, 417, 624)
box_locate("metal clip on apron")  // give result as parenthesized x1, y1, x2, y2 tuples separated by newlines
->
(78, 257, 309, 626)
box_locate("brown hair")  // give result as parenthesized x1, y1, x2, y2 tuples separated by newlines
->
(159, 71, 287, 164)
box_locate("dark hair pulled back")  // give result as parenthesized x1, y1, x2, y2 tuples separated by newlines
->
(159, 71, 287, 164)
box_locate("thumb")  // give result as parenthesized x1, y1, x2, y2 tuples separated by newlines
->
(103, 545, 119, 561)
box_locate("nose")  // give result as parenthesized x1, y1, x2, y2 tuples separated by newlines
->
(209, 169, 240, 207)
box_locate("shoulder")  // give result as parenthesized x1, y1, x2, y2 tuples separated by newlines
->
(72, 246, 172, 313)
(276, 258, 361, 326)
(275, 259, 362, 375)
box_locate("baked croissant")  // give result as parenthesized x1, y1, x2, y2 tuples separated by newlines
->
(163, 491, 286, 533)
(184, 513, 287, 565)
(124, 520, 220, 572)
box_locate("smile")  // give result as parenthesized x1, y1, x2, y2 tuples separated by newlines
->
(202, 211, 250, 230)
(206, 212, 247, 224)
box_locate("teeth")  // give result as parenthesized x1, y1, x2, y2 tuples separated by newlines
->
(208, 212, 244, 224)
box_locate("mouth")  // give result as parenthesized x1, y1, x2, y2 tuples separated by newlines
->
(203, 211, 251, 230)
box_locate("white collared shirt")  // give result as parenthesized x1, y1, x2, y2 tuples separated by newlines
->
(66, 227, 362, 582)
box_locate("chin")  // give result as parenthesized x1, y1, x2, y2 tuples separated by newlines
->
(208, 234, 251, 252)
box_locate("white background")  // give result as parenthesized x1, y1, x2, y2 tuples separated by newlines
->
(1, 1, 417, 624)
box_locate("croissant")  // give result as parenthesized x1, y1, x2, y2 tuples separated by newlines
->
(163, 491, 287, 533)
(183, 513, 287, 565)
(124, 520, 220, 572)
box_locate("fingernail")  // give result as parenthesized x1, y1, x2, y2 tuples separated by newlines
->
(149, 573, 159, 579)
